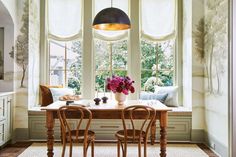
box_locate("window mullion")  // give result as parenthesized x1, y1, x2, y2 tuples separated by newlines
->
(109, 42, 113, 76)
(64, 43, 67, 87)
(155, 43, 159, 80)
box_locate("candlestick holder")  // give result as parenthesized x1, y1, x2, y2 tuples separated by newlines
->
(101, 96, 108, 103)
(94, 98, 101, 105)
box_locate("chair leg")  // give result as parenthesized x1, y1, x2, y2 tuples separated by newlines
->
(124, 141, 127, 157)
(60, 126, 63, 144)
(83, 142, 87, 157)
(144, 138, 147, 157)
(69, 140, 73, 157)
(117, 140, 120, 157)
(91, 140, 94, 157)
(61, 136, 66, 157)
(138, 139, 142, 157)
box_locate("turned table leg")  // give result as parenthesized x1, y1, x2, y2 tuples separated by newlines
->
(46, 111, 55, 157)
(159, 111, 168, 157)
(160, 126, 167, 157)
(150, 119, 156, 145)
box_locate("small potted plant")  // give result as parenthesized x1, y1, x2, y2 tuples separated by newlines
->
(106, 75, 135, 105)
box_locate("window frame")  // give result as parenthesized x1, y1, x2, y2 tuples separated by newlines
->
(40, 0, 182, 103)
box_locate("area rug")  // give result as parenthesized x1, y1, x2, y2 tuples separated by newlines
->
(18, 143, 208, 157)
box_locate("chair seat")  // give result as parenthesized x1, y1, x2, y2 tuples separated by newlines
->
(65, 130, 95, 141)
(115, 129, 146, 141)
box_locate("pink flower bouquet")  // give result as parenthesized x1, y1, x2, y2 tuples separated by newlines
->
(106, 76, 135, 95)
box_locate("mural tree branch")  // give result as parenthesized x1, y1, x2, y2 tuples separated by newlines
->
(193, 1, 228, 95)
(10, 0, 29, 88)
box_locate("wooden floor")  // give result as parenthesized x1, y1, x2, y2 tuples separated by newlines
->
(0, 142, 218, 157)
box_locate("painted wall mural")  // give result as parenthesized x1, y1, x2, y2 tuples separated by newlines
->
(193, 18, 205, 64)
(9, 0, 29, 88)
(194, 0, 228, 95)
(204, 0, 227, 95)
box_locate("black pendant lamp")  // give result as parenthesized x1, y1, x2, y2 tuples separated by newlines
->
(92, 0, 131, 31)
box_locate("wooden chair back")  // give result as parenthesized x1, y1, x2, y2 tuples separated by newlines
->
(57, 105, 92, 141)
(121, 105, 156, 140)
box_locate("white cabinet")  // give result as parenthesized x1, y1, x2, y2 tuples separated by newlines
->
(0, 93, 12, 146)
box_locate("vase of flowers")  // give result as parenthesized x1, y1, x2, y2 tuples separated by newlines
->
(106, 75, 135, 105)
(114, 92, 127, 105)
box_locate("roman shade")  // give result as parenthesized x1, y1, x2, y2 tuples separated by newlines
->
(48, 0, 82, 41)
(141, 0, 177, 41)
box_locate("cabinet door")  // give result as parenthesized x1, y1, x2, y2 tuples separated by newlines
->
(0, 121, 5, 146)
(0, 96, 6, 121)
(5, 95, 12, 141)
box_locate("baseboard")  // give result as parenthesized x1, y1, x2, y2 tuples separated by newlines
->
(14, 128, 29, 141)
(204, 131, 228, 157)
(191, 129, 205, 142)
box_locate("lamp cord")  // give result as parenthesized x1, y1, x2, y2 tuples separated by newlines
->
(111, 0, 113, 7)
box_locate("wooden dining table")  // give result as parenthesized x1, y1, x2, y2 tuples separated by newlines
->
(41, 100, 172, 157)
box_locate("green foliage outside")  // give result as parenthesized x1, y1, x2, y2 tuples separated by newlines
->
(68, 41, 82, 94)
(141, 40, 174, 92)
(95, 40, 128, 92)
(67, 39, 174, 94)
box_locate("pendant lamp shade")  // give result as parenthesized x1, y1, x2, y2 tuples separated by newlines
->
(93, 7, 131, 31)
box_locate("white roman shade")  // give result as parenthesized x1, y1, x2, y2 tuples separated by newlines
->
(141, 0, 177, 41)
(93, 0, 129, 41)
(48, 0, 82, 41)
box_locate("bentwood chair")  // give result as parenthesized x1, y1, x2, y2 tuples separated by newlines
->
(58, 106, 95, 157)
(115, 105, 156, 157)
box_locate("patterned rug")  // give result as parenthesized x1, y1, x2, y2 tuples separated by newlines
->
(18, 143, 208, 157)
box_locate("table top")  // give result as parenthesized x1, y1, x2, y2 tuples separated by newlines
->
(41, 100, 172, 112)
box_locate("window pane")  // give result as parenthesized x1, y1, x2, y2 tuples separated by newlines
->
(141, 39, 175, 92)
(113, 70, 127, 77)
(158, 70, 174, 86)
(66, 41, 82, 71)
(95, 40, 110, 70)
(141, 70, 153, 91)
(95, 70, 110, 93)
(141, 40, 156, 70)
(112, 40, 128, 70)
(68, 70, 82, 95)
(49, 40, 65, 70)
(49, 40, 83, 94)
(50, 70, 65, 86)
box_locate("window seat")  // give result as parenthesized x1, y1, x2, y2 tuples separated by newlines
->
(28, 105, 192, 141)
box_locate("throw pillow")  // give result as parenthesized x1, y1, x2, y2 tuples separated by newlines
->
(40, 85, 63, 106)
(154, 86, 178, 107)
(49, 88, 74, 102)
(140, 92, 168, 103)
